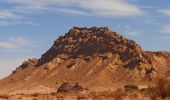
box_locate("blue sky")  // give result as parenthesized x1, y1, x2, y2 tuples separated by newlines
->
(0, 0, 170, 78)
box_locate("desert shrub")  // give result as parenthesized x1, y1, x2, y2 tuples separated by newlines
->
(89, 91, 97, 99)
(31, 93, 39, 97)
(149, 77, 170, 99)
(124, 84, 139, 91)
(33, 98, 38, 100)
(139, 88, 148, 92)
(0, 94, 9, 99)
(50, 92, 57, 96)
(88, 89, 127, 100)
(77, 95, 86, 99)
(89, 91, 107, 99)
(128, 92, 138, 100)
(113, 88, 127, 100)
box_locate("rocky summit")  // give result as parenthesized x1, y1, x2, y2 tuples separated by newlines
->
(0, 27, 170, 98)
(38, 27, 151, 68)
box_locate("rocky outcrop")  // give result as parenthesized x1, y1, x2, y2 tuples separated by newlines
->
(37, 27, 151, 69)
(19, 58, 38, 69)
(57, 83, 85, 93)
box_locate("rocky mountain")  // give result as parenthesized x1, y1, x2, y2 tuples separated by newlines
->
(0, 27, 170, 95)
(37, 27, 151, 68)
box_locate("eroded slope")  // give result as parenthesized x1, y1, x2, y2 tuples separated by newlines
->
(0, 27, 170, 93)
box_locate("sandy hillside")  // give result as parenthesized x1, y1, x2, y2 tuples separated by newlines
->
(0, 27, 170, 100)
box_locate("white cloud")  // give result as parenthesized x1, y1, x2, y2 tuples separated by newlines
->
(0, 9, 36, 26)
(0, 20, 37, 26)
(0, 0, 144, 26)
(159, 8, 170, 16)
(1, 0, 143, 17)
(53, 8, 89, 16)
(160, 25, 170, 33)
(0, 10, 21, 19)
(126, 31, 140, 36)
(78, 0, 143, 17)
(0, 37, 34, 49)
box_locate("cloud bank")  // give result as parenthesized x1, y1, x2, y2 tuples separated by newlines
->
(0, 37, 33, 49)
(0, 0, 143, 26)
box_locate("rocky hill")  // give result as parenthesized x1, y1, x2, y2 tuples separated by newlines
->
(0, 27, 170, 95)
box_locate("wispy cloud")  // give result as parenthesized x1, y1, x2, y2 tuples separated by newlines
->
(0, 9, 37, 26)
(126, 31, 140, 36)
(77, 0, 143, 17)
(0, 10, 21, 19)
(53, 8, 90, 16)
(159, 8, 170, 16)
(0, 20, 37, 26)
(0, 36, 34, 49)
(0, 0, 144, 26)
(1, 0, 143, 17)
(160, 25, 170, 33)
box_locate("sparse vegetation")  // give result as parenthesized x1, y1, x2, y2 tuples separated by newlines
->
(77, 95, 86, 100)
(139, 88, 148, 92)
(0, 94, 9, 99)
(148, 77, 170, 99)
(31, 93, 39, 97)
(113, 88, 127, 100)
(124, 84, 139, 91)
(87, 88, 127, 100)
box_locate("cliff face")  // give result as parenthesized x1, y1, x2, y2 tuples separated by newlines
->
(0, 27, 170, 93)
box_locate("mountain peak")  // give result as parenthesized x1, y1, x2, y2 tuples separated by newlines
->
(37, 27, 148, 67)
(70, 26, 110, 31)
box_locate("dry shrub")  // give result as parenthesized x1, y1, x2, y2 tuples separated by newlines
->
(139, 88, 148, 92)
(77, 95, 87, 99)
(149, 77, 170, 99)
(89, 91, 105, 99)
(56, 92, 70, 99)
(31, 93, 39, 97)
(89, 88, 127, 100)
(33, 98, 38, 100)
(0, 94, 9, 99)
(124, 84, 139, 91)
(89, 91, 97, 99)
(127, 92, 138, 100)
(50, 92, 57, 96)
(113, 88, 127, 100)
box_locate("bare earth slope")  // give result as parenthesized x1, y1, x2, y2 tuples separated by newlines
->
(0, 27, 170, 94)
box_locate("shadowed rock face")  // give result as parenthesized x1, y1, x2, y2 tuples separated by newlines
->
(37, 27, 151, 68)
(19, 58, 38, 69)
